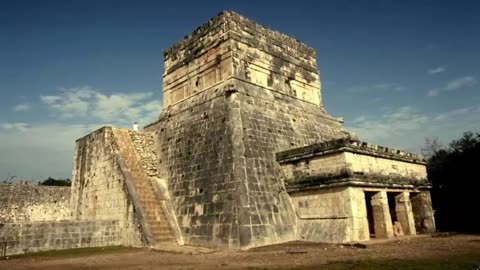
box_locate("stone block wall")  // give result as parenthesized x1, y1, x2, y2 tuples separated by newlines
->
(0, 220, 122, 256)
(370, 191, 394, 238)
(145, 78, 348, 249)
(0, 184, 70, 223)
(162, 11, 321, 108)
(344, 152, 427, 180)
(289, 186, 369, 243)
(71, 127, 143, 247)
(144, 10, 350, 249)
(411, 191, 436, 233)
(279, 153, 347, 184)
(345, 187, 370, 241)
(278, 139, 427, 181)
(146, 83, 242, 248)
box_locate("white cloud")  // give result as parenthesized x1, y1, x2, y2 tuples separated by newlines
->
(0, 122, 102, 180)
(426, 89, 440, 97)
(41, 86, 161, 126)
(428, 66, 446, 74)
(445, 76, 476, 91)
(40, 95, 62, 104)
(345, 105, 480, 153)
(41, 86, 95, 117)
(14, 103, 32, 112)
(426, 76, 476, 97)
(0, 122, 30, 132)
(432, 107, 476, 121)
(0, 86, 163, 180)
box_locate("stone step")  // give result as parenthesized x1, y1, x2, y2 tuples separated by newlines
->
(150, 226, 172, 232)
(122, 130, 176, 245)
(151, 230, 174, 237)
(153, 237, 174, 243)
(144, 210, 164, 216)
(150, 224, 172, 230)
(153, 236, 174, 243)
(145, 216, 170, 225)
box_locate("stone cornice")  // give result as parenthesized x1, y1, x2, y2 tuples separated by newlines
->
(284, 171, 431, 193)
(276, 138, 426, 165)
(163, 11, 315, 61)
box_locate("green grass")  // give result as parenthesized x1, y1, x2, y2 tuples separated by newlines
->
(1, 246, 141, 260)
(321, 254, 480, 270)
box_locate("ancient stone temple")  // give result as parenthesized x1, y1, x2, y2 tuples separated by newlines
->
(68, 11, 435, 250)
(0, 11, 436, 256)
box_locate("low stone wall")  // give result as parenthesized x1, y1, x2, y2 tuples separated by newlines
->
(0, 184, 70, 223)
(71, 127, 144, 247)
(0, 220, 124, 256)
(289, 187, 369, 243)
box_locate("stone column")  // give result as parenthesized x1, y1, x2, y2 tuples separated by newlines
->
(394, 192, 416, 235)
(348, 188, 370, 241)
(371, 191, 394, 238)
(411, 191, 436, 233)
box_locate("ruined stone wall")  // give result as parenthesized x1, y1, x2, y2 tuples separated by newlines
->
(71, 127, 143, 246)
(232, 82, 346, 247)
(289, 187, 368, 243)
(0, 220, 122, 256)
(277, 141, 429, 191)
(346, 187, 370, 241)
(0, 184, 70, 223)
(344, 152, 427, 180)
(146, 80, 347, 248)
(411, 191, 436, 233)
(279, 152, 347, 184)
(163, 11, 322, 108)
(146, 83, 240, 248)
(145, 10, 350, 249)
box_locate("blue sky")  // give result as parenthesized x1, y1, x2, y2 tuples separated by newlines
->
(1, 0, 479, 180)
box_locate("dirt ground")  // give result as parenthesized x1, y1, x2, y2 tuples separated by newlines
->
(1, 234, 479, 270)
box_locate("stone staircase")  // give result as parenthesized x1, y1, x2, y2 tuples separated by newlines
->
(112, 128, 175, 246)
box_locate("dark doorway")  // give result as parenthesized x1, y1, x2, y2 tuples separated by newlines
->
(387, 192, 400, 224)
(364, 191, 376, 238)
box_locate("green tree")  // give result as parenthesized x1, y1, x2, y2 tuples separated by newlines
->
(40, 177, 71, 186)
(425, 131, 480, 233)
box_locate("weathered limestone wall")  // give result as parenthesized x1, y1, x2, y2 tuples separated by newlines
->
(344, 152, 427, 180)
(146, 83, 242, 248)
(146, 10, 351, 249)
(71, 127, 143, 246)
(279, 153, 347, 184)
(279, 152, 426, 182)
(370, 191, 394, 238)
(277, 140, 429, 192)
(163, 11, 321, 107)
(289, 187, 369, 243)
(0, 184, 70, 223)
(147, 80, 344, 248)
(346, 187, 370, 241)
(0, 220, 122, 256)
(394, 192, 416, 235)
(232, 81, 346, 247)
(289, 187, 349, 243)
(411, 191, 436, 233)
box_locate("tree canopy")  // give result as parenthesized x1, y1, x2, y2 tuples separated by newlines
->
(425, 131, 480, 233)
(39, 177, 71, 186)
